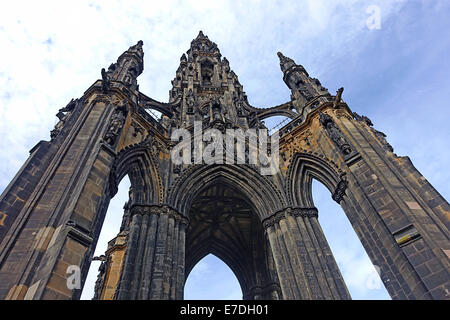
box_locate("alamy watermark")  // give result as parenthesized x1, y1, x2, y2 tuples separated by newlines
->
(66, 265, 81, 290)
(365, 265, 383, 290)
(366, 5, 381, 30)
(170, 121, 280, 175)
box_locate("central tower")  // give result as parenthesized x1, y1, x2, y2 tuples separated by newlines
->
(163, 31, 287, 133)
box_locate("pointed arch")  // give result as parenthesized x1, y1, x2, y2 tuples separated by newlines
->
(184, 254, 243, 300)
(286, 151, 343, 207)
(111, 140, 163, 204)
(185, 238, 248, 294)
(183, 177, 279, 300)
(167, 164, 287, 220)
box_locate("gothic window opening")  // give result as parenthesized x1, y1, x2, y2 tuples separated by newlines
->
(201, 60, 214, 86)
(295, 79, 305, 87)
(80, 175, 131, 300)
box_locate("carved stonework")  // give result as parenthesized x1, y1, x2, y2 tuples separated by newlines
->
(2, 33, 448, 302)
(102, 40, 143, 92)
(190, 31, 220, 55)
(352, 112, 373, 126)
(150, 137, 168, 156)
(332, 176, 348, 203)
(173, 164, 182, 175)
(372, 128, 394, 153)
(313, 78, 328, 92)
(262, 209, 288, 229)
(333, 87, 344, 108)
(301, 130, 312, 146)
(277, 51, 329, 109)
(101, 68, 110, 93)
(263, 207, 320, 230)
(130, 204, 189, 227)
(319, 112, 353, 156)
(92, 255, 107, 300)
(185, 88, 196, 113)
(131, 121, 144, 138)
(353, 112, 394, 153)
(335, 109, 353, 120)
(104, 100, 128, 147)
(50, 98, 77, 139)
(292, 207, 318, 218)
(232, 91, 245, 116)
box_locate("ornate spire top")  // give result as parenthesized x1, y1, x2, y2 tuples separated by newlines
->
(103, 40, 144, 91)
(190, 30, 220, 55)
(197, 30, 207, 39)
(277, 51, 296, 73)
(116, 40, 144, 68)
(122, 40, 144, 60)
(180, 53, 187, 66)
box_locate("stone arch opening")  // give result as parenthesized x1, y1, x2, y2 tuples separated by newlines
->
(180, 170, 282, 300)
(168, 164, 286, 219)
(79, 144, 164, 300)
(286, 152, 342, 208)
(200, 59, 214, 86)
(311, 178, 390, 299)
(112, 143, 163, 204)
(81, 175, 131, 300)
(286, 151, 395, 299)
(184, 253, 242, 299)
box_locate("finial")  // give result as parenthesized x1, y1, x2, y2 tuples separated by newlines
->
(333, 87, 344, 108)
(277, 51, 296, 73)
(277, 51, 290, 62)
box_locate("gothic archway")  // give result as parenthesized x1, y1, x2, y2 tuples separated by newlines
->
(94, 141, 165, 300)
(184, 178, 281, 300)
(184, 254, 242, 299)
(286, 151, 343, 208)
(168, 164, 287, 220)
(285, 151, 432, 299)
(111, 139, 163, 204)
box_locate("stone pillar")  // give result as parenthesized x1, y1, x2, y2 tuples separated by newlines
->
(331, 110, 450, 299)
(263, 207, 351, 300)
(116, 204, 188, 300)
(245, 283, 282, 300)
(0, 94, 130, 300)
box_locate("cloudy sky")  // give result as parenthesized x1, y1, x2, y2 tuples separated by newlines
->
(1, 0, 449, 300)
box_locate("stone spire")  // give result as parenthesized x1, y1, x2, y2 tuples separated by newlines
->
(189, 30, 220, 56)
(277, 51, 297, 74)
(166, 32, 254, 131)
(102, 40, 144, 91)
(277, 51, 330, 110)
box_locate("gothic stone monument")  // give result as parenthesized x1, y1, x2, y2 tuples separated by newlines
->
(0, 32, 448, 300)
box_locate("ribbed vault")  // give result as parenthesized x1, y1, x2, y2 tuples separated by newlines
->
(185, 182, 276, 299)
(168, 164, 286, 219)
